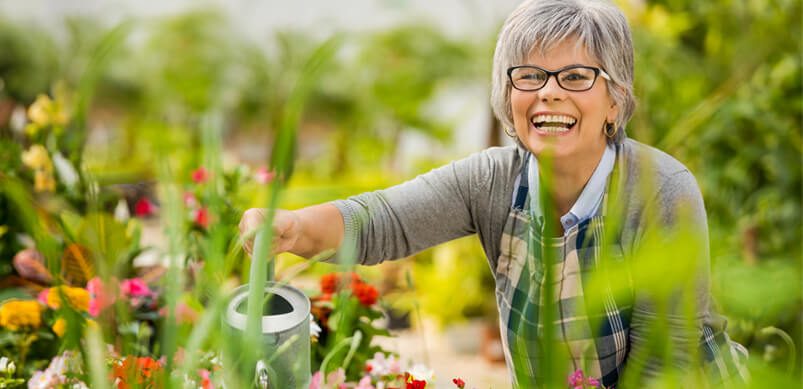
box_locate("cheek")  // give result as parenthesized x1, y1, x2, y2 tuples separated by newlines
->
(510, 92, 532, 124)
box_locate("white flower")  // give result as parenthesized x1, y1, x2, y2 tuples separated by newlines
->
(0, 356, 8, 373)
(366, 352, 401, 377)
(52, 152, 79, 188)
(114, 199, 130, 223)
(7, 361, 15, 375)
(310, 314, 322, 338)
(408, 364, 435, 383)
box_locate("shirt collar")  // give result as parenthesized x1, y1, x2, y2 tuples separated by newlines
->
(527, 143, 616, 232)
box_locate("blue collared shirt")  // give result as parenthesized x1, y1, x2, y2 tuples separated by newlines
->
(527, 144, 616, 234)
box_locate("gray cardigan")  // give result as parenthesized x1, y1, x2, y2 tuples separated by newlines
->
(332, 138, 715, 376)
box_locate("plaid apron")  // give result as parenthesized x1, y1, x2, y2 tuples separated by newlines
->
(493, 153, 749, 388)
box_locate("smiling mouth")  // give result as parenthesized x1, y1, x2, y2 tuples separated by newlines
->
(531, 114, 577, 134)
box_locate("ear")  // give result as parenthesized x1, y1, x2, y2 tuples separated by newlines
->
(606, 86, 625, 122)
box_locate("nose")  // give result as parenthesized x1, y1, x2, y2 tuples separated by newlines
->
(538, 74, 565, 101)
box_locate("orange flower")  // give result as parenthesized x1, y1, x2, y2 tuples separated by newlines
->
(353, 283, 378, 307)
(320, 273, 339, 294)
(0, 300, 42, 330)
(47, 286, 90, 312)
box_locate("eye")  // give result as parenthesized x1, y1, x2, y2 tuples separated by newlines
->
(519, 72, 546, 81)
(561, 72, 591, 82)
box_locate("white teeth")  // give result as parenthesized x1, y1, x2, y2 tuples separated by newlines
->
(530, 114, 576, 125)
(538, 126, 570, 134)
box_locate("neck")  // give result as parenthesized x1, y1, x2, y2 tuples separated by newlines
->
(538, 144, 607, 217)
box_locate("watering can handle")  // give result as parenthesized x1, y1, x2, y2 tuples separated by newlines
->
(252, 230, 275, 282)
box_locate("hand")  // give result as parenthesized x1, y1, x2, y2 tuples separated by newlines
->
(238, 208, 302, 257)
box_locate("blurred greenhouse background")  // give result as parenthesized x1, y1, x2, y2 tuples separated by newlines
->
(0, 0, 800, 387)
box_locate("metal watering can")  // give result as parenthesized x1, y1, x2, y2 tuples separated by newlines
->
(223, 231, 311, 388)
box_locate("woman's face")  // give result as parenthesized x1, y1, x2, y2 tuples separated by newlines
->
(511, 38, 618, 162)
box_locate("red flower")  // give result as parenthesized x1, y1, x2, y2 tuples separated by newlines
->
(407, 379, 427, 389)
(134, 198, 156, 216)
(191, 166, 209, 183)
(452, 378, 465, 388)
(194, 207, 210, 229)
(320, 273, 338, 294)
(353, 283, 378, 306)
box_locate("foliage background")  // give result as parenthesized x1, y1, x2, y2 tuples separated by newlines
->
(0, 0, 800, 383)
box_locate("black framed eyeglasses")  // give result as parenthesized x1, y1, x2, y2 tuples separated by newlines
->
(507, 64, 611, 92)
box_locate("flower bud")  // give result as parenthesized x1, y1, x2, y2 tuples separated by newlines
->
(7, 361, 14, 375)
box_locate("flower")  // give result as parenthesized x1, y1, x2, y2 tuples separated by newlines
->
(0, 300, 42, 330)
(21, 145, 53, 172)
(366, 352, 401, 377)
(407, 365, 434, 386)
(134, 198, 156, 216)
(355, 376, 375, 389)
(193, 207, 210, 228)
(567, 369, 600, 388)
(310, 314, 322, 338)
(110, 356, 163, 389)
(34, 170, 56, 192)
(28, 351, 87, 389)
(27, 94, 68, 127)
(52, 318, 67, 337)
(199, 369, 214, 389)
(183, 191, 198, 208)
(403, 372, 427, 389)
(37, 289, 49, 305)
(353, 283, 378, 306)
(47, 286, 90, 312)
(452, 378, 465, 388)
(120, 278, 152, 298)
(255, 167, 276, 184)
(87, 277, 117, 317)
(191, 166, 209, 183)
(176, 301, 199, 324)
(320, 273, 339, 294)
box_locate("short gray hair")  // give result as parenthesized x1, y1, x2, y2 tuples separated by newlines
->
(490, 0, 635, 144)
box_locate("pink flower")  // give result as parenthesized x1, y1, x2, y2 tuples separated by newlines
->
(38, 288, 49, 305)
(87, 277, 117, 317)
(309, 371, 323, 389)
(184, 191, 198, 208)
(191, 166, 209, 183)
(120, 278, 152, 298)
(567, 369, 600, 388)
(193, 207, 210, 229)
(199, 369, 214, 389)
(355, 376, 375, 389)
(255, 167, 276, 184)
(134, 198, 156, 216)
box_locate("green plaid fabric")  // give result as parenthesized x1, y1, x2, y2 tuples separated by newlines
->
(493, 155, 749, 388)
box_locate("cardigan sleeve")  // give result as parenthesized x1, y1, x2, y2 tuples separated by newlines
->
(625, 168, 711, 383)
(328, 146, 520, 266)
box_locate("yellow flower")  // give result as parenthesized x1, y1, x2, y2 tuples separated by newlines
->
(47, 286, 90, 312)
(34, 170, 56, 192)
(52, 318, 67, 337)
(0, 300, 43, 331)
(21, 145, 53, 172)
(27, 94, 68, 127)
(27, 94, 53, 126)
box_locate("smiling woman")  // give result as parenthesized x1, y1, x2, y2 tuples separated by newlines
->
(239, 0, 749, 387)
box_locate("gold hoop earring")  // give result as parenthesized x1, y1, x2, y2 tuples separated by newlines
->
(604, 121, 618, 138)
(504, 126, 516, 138)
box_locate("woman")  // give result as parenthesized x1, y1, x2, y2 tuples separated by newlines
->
(240, 0, 746, 386)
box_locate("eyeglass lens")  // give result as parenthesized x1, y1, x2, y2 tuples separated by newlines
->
(510, 67, 597, 91)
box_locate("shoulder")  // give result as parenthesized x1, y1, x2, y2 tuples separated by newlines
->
(619, 138, 700, 195)
(618, 138, 706, 223)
